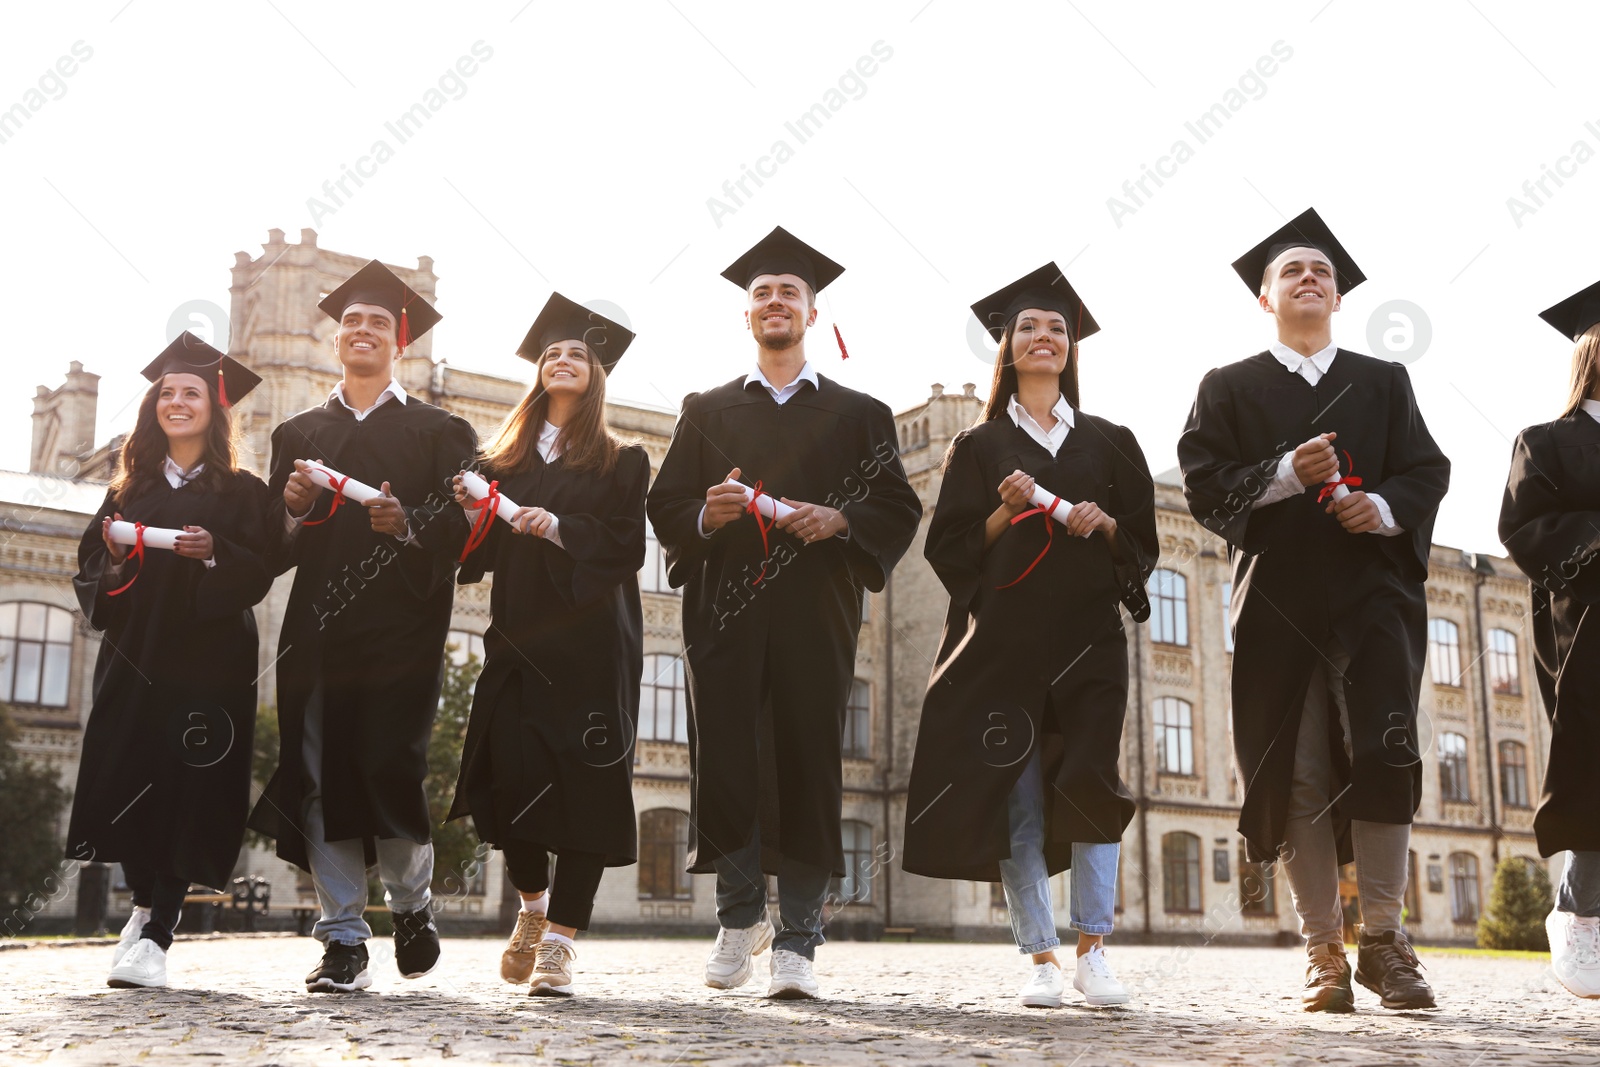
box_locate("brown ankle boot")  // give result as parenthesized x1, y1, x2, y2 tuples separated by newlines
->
(1302, 941, 1355, 1012)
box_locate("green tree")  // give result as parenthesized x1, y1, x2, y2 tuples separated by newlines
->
(1478, 855, 1553, 951)
(242, 701, 280, 852)
(426, 648, 485, 898)
(0, 704, 72, 920)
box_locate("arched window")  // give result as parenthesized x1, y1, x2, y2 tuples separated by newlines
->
(640, 520, 675, 595)
(832, 820, 875, 904)
(1147, 570, 1188, 646)
(1498, 740, 1530, 809)
(1162, 831, 1201, 914)
(639, 653, 689, 743)
(1487, 628, 1519, 695)
(0, 602, 73, 707)
(1438, 731, 1471, 802)
(1221, 581, 1234, 654)
(1449, 851, 1480, 923)
(842, 679, 871, 759)
(1153, 697, 1195, 776)
(637, 808, 693, 900)
(1428, 618, 1462, 687)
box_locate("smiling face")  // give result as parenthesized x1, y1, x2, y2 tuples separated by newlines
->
(1261, 246, 1340, 323)
(745, 272, 815, 350)
(155, 372, 212, 443)
(538, 340, 594, 400)
(335, 302, 398, 374)
(1009, 308, 1071, 377)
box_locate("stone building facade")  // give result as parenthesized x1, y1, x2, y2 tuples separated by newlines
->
(1, 231, 1551, 944)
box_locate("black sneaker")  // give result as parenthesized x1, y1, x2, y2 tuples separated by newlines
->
(394, 907, 441, 979)
(1355, 926, 1436, 1009)
(1301, 941, 1354, 1013)
(305, 941, 372, 993)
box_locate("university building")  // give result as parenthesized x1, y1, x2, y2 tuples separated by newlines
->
(4, 231, 1550, 944)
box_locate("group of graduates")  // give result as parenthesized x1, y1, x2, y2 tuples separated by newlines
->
(64, 212, 1600, 1012)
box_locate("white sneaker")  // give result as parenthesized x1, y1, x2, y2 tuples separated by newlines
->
(767, 948, 819, 1000)
(704, 918, 774, 989)
(1073, 944, 1130, 1006)
(1018, 961, 1064, 1008)
(111, 909, 149, 968)
(107, 938, 168, 988)
(1547, 909, 1600, 999)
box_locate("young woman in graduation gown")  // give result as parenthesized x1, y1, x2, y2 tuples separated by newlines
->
(902, 266, 1158, 1009)
(68, 334, 271, 989)
(1499, 281, 1600, 1000)
(447, 294, 648, 998)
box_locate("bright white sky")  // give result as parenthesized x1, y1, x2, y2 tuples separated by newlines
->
(3, 0, 1597, 556)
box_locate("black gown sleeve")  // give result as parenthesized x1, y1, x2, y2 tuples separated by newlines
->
(1176, 367, 1283, 548)
(1366, 362, 1451, 581)
(833, 398, 923, 594)
(543, 447, 650, 610)
(73, 489, 132, 633)
(261, 420, 302, 578)
(1499, 424, 1600, 602)
(395, 413, 477, 601)
(1104, 422, 1159, 621)
(922, 431, 990, 614)
(192, 473, 275, 621)
(646, 391, 714, 588)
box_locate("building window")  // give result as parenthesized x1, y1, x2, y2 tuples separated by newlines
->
(1428, 618, 1462, 687)
(1449, 851, 1480, 923)
(1498, 740, 1530, 809)
(843, 679, 871, 759)
(639, 653, 688, 743)
(831, 820, 874, 904)
(1487, 628, 1519, 695)
(1221, 581, 1234, 654)
(1162, 832, 1202, 914)
(445, 629, 485, 666)
(1403, 850, 1421, 925)
(637, 809, 693, 900)
(1239, 845, 1277, 916)
(1153, 697, 1195, 776)
(1147, 570, 1188, 646)
(0, 602, 73, 707)
(1438, 731, 1471, 802)
(640, 520, 675, 595)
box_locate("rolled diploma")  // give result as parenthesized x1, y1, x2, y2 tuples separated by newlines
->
(725, 478, 797, 521)
(459, 469, 523, 524)
(300, 462, 384, 506)
(1027, 484, 1078, 528)
(107, 521, 182, 550)
(1325, 475, 1350, 502)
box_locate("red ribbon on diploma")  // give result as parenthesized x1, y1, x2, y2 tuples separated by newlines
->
(746, 479, 777, 585)
(107, 522, 146, 597)
(1316, 449, 1364, 503)
(996, 493, 1067, 590)
(301, 465, 351, 527)
(460, 478, 500, 562)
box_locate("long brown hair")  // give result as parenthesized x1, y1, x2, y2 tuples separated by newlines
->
(942, 312, 1080, 469)
(110, 373, 241, 508)
(480, 344, 620, 477)
(1561, 321, 1600, 418)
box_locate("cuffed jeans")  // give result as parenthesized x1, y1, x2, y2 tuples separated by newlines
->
(713, 835, 831, 961)
(301, 682, 433, 945)
(1558, 851, 1600, 918)
(999, 746, 1120, 954)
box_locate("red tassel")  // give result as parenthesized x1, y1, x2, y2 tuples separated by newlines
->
(833, 324, 849, 359)
(397, 301, 412, 355)
(217, 367, 230, 409)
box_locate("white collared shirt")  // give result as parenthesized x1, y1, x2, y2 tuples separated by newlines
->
(332, 377, 408, 421)
(1253, 342, 1399, 534)
(531, 420, 564, 548)
(1005, 393, 1074, 457)
(744, 361, 818, 406)
(162, 455, 204, 489)
(1581, 398, 1600, 424)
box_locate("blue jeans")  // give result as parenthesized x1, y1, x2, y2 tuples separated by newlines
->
(713, 835, 831, 960)
(1557, 851, 1600, 918)
(999, 748, 1120, 953)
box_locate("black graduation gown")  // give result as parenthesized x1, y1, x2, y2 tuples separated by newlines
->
(901, 413, 1158, 882)
(1497, 413, 1600, 856)
(645, 374, 922, 875)
(446, 445, 649, 866)
(67, 471, 272, 890)
(246, 395, 476, 870)
(1177, 350, 1450, 863)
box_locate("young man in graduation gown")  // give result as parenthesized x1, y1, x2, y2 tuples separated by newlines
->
(646, 227, 922, 999)
(1177, 209, 1449, 1012)
(248, 260, 477, 993)
(1499, 280, 1600, 1000)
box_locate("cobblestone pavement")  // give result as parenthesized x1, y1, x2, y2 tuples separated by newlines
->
(2, 936, 1597, 1065)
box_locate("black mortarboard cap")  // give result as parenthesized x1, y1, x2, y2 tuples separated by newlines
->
(720, 225, 845, 293)
(1539, 278, 1600, 341)
(317, 258, 441, 353)
(141, 331, 262, 407)
(516, 292, 636, 375)
(1231, 207, 1366, 296)
(969, 262, 1101, 343)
